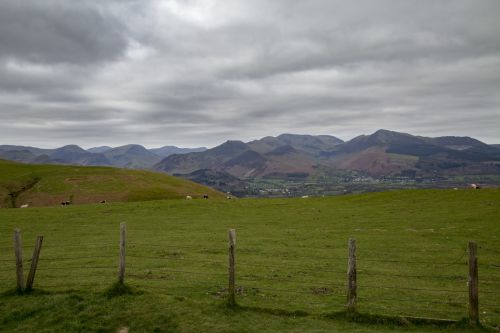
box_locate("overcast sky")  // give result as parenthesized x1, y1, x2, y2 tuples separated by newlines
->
(1, 0, 499, 148)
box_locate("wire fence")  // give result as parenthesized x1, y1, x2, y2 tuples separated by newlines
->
(0, 228, 499, 326)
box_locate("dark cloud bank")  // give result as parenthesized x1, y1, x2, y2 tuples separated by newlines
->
(0, 0, 499, 148)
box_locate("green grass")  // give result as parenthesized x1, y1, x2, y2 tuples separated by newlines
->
(0, 159, 223, 208)
(0, 189, 499, 332)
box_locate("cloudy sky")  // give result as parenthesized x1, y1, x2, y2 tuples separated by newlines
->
(1, 0, 499, 148)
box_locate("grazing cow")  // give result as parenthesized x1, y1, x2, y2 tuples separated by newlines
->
(203, 194, 209, 199)
(226, 196, 232, 199)
(469, 184, 481, 189)
(186, 195, 192, 200)
(100, 200, 107, 204)
(301, 195, 309, 198)
(61, 201, 71, 206)
(20, 204, 29, 208)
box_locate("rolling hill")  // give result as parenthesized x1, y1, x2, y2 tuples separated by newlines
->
(0, 159, 223, 208)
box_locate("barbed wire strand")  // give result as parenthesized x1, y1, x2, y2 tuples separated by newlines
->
(359, 284, 467, 294)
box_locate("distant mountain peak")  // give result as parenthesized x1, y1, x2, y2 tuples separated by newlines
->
(211, 140, 249, 155)
(248, 133, 343, 155)
(221, 140, 248, 147)
(103, 144, 160, 169)
(276, 133, 343, 144)
(277, 133, 312, 139)
(316, 134, 345, 143)
(121, 144, 149, 154)
(373, 129, 396, 135)
(55, 144, 86, 153)
(149, 145, 207, 158)
(370, 129, 417, 143)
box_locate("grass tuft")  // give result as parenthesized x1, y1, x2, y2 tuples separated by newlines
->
(1, 288, 24, 297)
(239, 305, 310, 318)
(324, 310, 490, 330)
(103, 282, 138, 298)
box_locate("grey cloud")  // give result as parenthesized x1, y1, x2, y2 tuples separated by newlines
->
(215, 1, 500, 80)
(0, 0, 129, 65)
(0, 0, 499, 148)
(0, 61, 88, 100)
(0, 100, 125, 130)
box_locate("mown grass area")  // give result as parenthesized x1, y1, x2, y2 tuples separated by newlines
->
(0, 159, 223, 208)
(0, 189, 499, 332)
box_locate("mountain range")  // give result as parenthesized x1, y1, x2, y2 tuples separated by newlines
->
(154, 130, 500, 181)
(0, 144, 206, 169)
(2, 130, 500, 187)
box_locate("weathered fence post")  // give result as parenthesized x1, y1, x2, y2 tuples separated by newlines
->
(26, 236, 43, 290)
(13, 229, 25, 291)
(118, 223, 126, 284)
(347, 238, 357, 313)
(468, 241, 479, 324)
(228, 229, 236, 306)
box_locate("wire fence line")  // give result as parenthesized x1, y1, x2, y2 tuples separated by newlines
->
(357, 296, 465, 306)
(1, 240, 484, 257)
(0, 226, 499, 325)
(1, 237, 481, 254)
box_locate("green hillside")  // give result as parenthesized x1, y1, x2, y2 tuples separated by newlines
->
(0, 189, 499, 332)
(0, 159, 223, 208)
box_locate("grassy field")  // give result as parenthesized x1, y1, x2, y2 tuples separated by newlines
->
(0, 159, 223, 208)
(0, 189, 499, 332)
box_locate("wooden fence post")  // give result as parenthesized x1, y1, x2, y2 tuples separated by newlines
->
(26, 236, 43, 290)
(347, 238, 357, 313)
(118, 223, 126, 284)
(468, 241, 479, 324)
(13, 229, 25, 291)
(228, 229, 236, 306)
